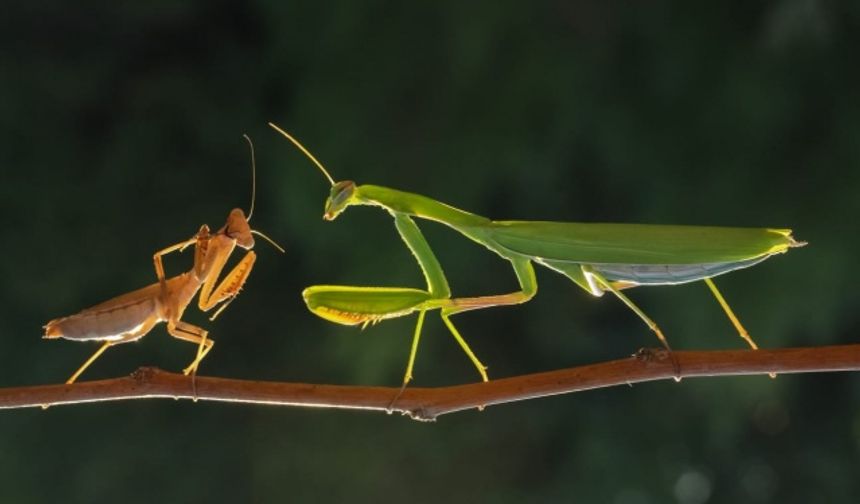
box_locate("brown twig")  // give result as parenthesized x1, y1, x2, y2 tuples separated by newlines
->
(3, 344, 858, 421)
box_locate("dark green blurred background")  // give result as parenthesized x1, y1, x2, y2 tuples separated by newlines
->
(1, 1, 858, 502)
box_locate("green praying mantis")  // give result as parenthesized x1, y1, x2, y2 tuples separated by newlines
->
(270, 123, 805, 386)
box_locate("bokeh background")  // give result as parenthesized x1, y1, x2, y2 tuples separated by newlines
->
(1, 1, 858, 502)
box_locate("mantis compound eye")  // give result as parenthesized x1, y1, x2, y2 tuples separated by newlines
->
(324, 181, 356, 220)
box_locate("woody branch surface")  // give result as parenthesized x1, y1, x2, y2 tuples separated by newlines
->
(2, 344, 858, 421)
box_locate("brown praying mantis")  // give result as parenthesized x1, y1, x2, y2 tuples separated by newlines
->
(43, 136, 283, 384)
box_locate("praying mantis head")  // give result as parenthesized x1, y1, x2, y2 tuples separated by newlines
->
(217, 134, 284, 253)
(219, 208, 255, 249)
(268, 122, 358, 221)
(324, 181, 357, 221)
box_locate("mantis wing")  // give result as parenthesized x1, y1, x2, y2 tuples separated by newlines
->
(487, 221, 798, 265)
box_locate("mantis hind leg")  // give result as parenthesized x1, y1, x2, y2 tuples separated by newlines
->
(64, 317, 159, 384)
(703, 277, 759, 350)
(704, 278, 774, 378)
(437, 258, 537, 382)
(585, 267, 682, 380)
(65, 341, 112, 384)
(445, 258, 537, 314)
(583, 266, 672, 351)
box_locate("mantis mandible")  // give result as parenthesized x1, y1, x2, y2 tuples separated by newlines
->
(269, 122, 805, 386)
(44, 136, 283, 384)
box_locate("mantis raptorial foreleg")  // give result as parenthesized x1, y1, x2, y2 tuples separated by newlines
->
(199, 251, 257, 318)
(393, 214, 450, 298)
(166, 248, 257, 375)
(189, 251, 257, 366)
(393, 214, 460, 384)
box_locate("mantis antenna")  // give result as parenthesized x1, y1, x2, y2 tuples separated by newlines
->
(242, 133, 285, 253)
(252, 229, 285, 253)
(268, 122, 335, 186)
(242, 133, 257, 221)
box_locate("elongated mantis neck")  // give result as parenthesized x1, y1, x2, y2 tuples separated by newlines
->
(355, 185, 490, 228)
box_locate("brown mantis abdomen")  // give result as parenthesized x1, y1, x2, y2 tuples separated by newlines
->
(43, 273, 201, 342)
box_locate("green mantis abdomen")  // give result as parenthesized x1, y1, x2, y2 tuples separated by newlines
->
(590, 255, 770, 286)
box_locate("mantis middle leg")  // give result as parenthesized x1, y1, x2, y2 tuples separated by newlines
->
(394, 214, 538, 383)
(167, 320, 215, 375)
(582, 266, 672, 350)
